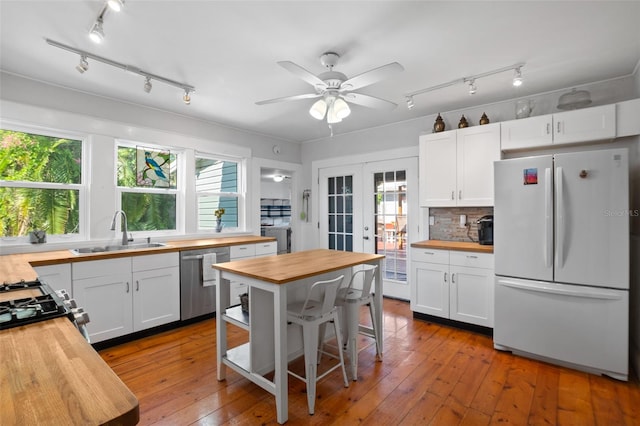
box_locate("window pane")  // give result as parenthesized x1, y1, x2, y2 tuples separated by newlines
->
(0, 130, 82, 184)
(121, 192, 176, 231)
(328, 177, 335, 195)
(196, 159, 237, 192)
(0, 187, 79, 237)
(198, 195, 238, 229)
(118, 146, 177, 189)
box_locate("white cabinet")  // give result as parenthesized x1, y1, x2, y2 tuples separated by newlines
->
(411, 248, 494, 328)
(229, 242, 278, 305)
(72, 253, 179, 343)
(420, 123, 501, 207)
(501, 104, 616, 151)
(33, 263, 72, 294)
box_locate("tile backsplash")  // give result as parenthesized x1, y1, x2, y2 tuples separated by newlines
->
(428, 207, 494, 242)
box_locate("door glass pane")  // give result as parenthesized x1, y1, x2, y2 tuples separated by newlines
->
(327, 174, 354, 252)
(374, 170, 408, 282)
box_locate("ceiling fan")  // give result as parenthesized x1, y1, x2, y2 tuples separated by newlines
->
(256, 52, 404, 124)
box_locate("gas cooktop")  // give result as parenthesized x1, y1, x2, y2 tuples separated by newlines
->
(0, 279, 73, 330)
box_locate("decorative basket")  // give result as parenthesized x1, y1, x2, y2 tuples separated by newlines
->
(240, 293, 249, 313)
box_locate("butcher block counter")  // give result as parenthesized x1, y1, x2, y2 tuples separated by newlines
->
(410, 239, 494, 253)
(0, 235, 275, 426)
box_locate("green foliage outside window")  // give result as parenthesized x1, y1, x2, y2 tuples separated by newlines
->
(0, 130, 81, 237)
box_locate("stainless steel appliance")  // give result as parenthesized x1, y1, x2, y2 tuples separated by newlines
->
(262, 226, 291, 254)
(476, 215, 493, 245)
(180, 246, 230, 320)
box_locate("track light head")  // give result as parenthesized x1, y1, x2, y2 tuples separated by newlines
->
(89, 18, 105, 43)
(183, 89, 191, 105)
(513, 67, 523, 87)
(406, 96, 414, 109)
(107, 0, 125, 12)
(76, 55, 89, 74)
(467, 79, 477, 95)
(144, 77, 152, 93)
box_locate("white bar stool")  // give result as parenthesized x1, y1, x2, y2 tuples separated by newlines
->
(286, 275, 349, 415)
(335, 265, 381, 381)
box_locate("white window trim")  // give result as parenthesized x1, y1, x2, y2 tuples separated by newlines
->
(0, 120, 89, 245)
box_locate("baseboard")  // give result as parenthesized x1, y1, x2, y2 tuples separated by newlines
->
(412, 311, 493, 337)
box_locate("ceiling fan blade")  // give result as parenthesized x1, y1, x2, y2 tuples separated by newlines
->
(343, 93, 398, 110)
(277, 61, 327, 89)
(340, 62, 404, 91)
(256, 93, 321, 105)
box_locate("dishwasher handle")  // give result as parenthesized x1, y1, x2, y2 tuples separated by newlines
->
(182, 254, 204, 261)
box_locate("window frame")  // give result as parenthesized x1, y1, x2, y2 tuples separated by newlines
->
(195, 151, 246, 234)
(114, 139, 185, 238)
(0, 120, 88, 245)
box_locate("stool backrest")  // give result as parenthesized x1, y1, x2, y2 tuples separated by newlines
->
(346, 265, 378, 295)
(298, 274, 345, 317)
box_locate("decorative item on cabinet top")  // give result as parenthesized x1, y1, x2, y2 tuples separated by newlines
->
(479, 112, 490, 125)
(458, 115, 469, 128)
(433, 113, 445, 132)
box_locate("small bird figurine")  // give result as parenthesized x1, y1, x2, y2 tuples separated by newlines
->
(144, 151, 168, 181)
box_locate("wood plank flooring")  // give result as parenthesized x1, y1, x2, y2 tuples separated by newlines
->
(99, 298, 640, 425)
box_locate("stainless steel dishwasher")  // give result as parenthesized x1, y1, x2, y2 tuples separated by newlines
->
(180, 246, 230, 321)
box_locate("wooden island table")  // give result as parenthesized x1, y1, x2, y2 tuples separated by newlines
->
(212, 249, 384, 424)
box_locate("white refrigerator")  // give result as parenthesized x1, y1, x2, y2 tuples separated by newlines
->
(493, 148, 629, 380)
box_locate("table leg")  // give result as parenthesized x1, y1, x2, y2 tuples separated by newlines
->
(216, 269, 227, 381)
(273, 285, 288, 424)
(373, 259, 384, 358)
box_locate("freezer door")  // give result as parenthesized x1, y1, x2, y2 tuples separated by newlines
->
(494, 155, 553, 281)
(554, 149, 629, 289)
(494, 277, 628, 380)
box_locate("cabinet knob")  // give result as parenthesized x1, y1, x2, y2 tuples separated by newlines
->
(126, 282, 130, 293)
(444, 272, 448, 282)
(458, 190, 462, 200)
(451, 273, 456, 283)
(451, 191, 454, 200)
(136, 280, 139, 291)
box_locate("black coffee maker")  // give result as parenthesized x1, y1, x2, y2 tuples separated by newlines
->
(477, 215, 494, 245)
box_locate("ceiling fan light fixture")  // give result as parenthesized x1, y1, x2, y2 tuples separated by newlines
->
(273, 175, 285, 183)
(326, 102, 342, 124)
(309, 99, 327, 120)
(76, 55, 89, 73)
(513, 67, 523, 87)
(333, 97, 351, 119)
(89, 18, 105, 43)
(107, 0, 125, 12)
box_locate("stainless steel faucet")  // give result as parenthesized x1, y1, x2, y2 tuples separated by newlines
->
(110, 210, 132, 246)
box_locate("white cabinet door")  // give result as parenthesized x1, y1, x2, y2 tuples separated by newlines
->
(456, 123, 501, 206)
(411, 261, 449, 318)
(420, 131, 457, 206)
(34, 263, 72, 294)
(449, 265, 494, 327)
(73, 272, 133, 343)
(553, 104, 616, 145)
(255, 241, 277, 257)
(133, 266, 180, 331)
(500, 115, 553, 151)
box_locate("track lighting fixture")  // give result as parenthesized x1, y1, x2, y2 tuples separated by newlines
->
(143, 77, 152, 93)
(405, 62, 525, 108)
(107, 0, 125, 12)
(406, 96, 415, 109)
(46, 39, 195, 105)
(467, 79, 477, 95)
(76, 55, 89, 74)
(513, 67, 523, 87)
(89, 18, 105, 43)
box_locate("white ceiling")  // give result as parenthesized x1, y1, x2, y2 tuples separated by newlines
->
(1, 1, 639, 143)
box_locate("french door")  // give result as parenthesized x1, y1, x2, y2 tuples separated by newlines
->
(319, 158, 417, 300)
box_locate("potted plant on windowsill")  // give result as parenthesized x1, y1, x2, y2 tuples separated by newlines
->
(27, 219, 47, 244)
(214, 208, 225, 233)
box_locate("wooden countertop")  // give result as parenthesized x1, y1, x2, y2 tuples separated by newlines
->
(410, 240, 494, 254)
(0, 317, 139, 425)
(214, 249, 385, 284)
(0, 235, 274, 425)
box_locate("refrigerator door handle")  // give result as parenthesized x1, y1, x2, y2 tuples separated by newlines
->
(555, 166, 564, 269)
(544, 168, 553, 269)
(499, 279, 624, 300)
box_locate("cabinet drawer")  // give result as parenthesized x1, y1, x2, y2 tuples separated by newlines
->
(231, 244, 256, 259)
(73, 257, 131, 280)
(132, 252, 179, 272)
(255, 241, 277, 257)
(412, 249, 449, 264)
(449, 251, 494, 269)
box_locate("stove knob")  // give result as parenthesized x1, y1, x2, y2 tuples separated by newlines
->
(55, 289, 71, 301)
(64, 298, 78, 309)
(72, 309, 91, 326)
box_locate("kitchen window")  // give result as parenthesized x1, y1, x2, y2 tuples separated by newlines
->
(116, 142, 181, 234)
(0, 124, 86, 243)
(195, 154, 243, 232)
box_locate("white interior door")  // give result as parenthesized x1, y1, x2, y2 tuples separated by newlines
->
(319, 159, 417, 300)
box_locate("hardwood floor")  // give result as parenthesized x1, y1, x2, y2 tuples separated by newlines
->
(100, 298, 640, 425)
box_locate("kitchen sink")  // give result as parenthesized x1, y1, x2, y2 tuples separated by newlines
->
(70, 242, 166, 255)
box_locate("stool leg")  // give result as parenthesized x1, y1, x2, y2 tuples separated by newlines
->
(302, 322, 319, 415)
(332, 312, 350, 388)
(346, 303, 359, 381)
(317, 322, 326, 364)
(368, 302, 382, 360)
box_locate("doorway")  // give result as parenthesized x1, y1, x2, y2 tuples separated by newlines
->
(319, 157, 418, 300)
